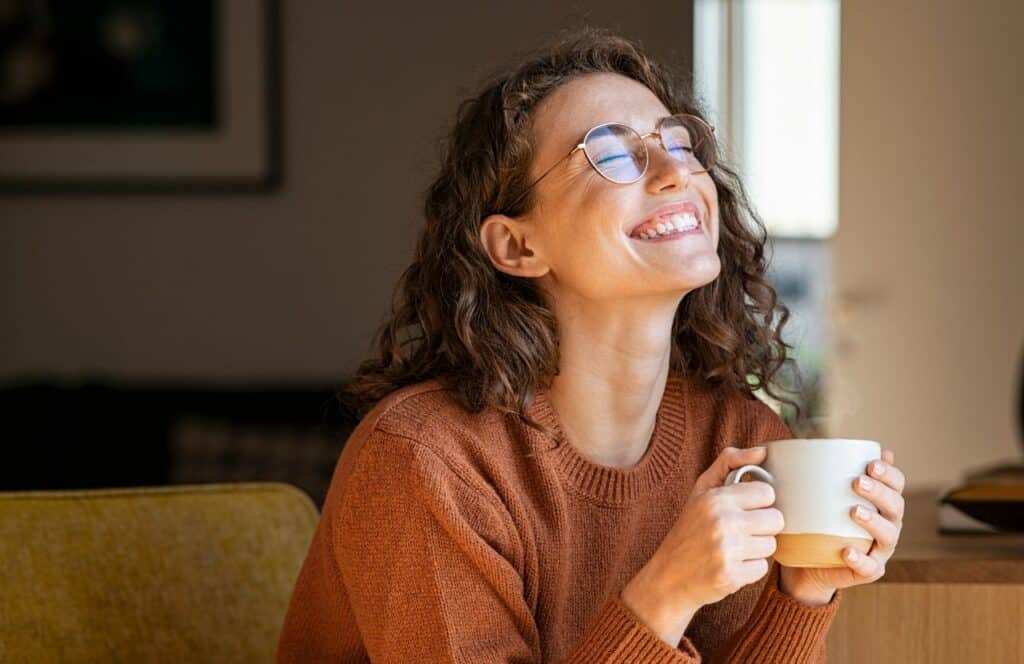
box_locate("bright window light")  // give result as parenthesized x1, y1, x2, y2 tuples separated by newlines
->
(695, 0, 839, 239)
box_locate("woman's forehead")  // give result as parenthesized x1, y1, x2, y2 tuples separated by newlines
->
(532, 73, 671, 149)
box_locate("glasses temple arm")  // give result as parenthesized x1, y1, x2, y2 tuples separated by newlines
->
(502, 144, 584, 213)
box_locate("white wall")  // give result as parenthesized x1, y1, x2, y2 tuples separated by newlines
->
(828, 0, 1024, 488)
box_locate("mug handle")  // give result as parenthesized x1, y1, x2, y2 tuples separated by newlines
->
(724, 464, 775, 486)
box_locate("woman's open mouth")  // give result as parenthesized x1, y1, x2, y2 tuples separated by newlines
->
(628, 212, 702, 241)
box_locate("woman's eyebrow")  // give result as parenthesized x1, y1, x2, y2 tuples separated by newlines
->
(620, 115, 672, 134)
(646, 115, 671, 132)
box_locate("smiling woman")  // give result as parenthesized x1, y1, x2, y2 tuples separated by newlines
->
(344, 33, 801, 433)
(277, 26, 844, 663)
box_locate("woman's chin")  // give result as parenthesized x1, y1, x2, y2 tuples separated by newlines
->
(649, 253, 721, 284)
(625, 269, 720, 301)
(672, 261, 722, 293)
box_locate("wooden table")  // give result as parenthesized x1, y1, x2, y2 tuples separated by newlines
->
(826, 487, 1024, 663)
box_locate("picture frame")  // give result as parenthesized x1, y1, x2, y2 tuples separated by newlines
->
(0, 0, 282, 194)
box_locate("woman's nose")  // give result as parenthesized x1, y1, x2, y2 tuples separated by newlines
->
(645, 145, 694, 192)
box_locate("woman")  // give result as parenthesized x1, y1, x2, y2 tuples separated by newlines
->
(277, 27, 906, 663)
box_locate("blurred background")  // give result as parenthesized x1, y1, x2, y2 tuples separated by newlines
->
(1, 0, 1021, 507)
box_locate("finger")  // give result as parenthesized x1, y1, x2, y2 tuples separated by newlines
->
(883, 449, 895, 464)
(867, 457, 906, 494)
(842, 546, 886, 581)
(719, 445, 768, 473)
(743, 506, 786, 535)
(702, 446, 768, 490)
(742, 534, 779, 561)
(851, 504, 900, 552)
(854, 474, 905, 525)
(720, 480, 776, 510)
(739, 557, 772, 584)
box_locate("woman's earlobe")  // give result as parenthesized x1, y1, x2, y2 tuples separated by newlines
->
(479, 214, 549, 278)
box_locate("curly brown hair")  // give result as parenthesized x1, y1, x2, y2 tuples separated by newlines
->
(343, 25, 805, 438)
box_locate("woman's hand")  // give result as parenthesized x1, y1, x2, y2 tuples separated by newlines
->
(622, 446, 784, 646)
(779, 449, 905, 602)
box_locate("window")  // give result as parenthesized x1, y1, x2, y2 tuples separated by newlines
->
(694, 0, 839, 239)
(694, 0, 840, 433)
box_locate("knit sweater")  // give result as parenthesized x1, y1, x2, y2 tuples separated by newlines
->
(276, 370, 843, 662)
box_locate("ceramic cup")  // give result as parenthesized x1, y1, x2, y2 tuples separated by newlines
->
(724, 438, 882, 568)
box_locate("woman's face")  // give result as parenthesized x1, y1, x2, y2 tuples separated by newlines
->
(482, 72, 721, 306)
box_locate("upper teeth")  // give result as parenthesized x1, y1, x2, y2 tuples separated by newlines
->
(636, 212, 699, 239)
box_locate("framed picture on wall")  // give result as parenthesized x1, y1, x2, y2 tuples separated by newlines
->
(0, 0, 282, 193)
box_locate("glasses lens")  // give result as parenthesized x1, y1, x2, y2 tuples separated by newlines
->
(583, 124, 647, 183)
(660, 115, 716, 173)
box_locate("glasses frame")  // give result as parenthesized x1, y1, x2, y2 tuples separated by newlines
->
(505, 113, 716, 212)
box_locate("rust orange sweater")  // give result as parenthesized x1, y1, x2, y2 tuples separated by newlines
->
(277, 371, 842, 662)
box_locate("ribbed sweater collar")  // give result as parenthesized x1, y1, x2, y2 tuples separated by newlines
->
(525, 371, 690, 506)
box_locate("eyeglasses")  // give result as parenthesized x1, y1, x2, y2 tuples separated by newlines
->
(505, 113, 716, 211)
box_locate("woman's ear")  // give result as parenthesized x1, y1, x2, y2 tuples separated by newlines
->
(479, 213, 550, 278)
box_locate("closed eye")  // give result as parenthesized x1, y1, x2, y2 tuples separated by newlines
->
(594, 154, 632, 166)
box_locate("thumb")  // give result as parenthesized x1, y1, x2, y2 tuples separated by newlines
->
(694, 445, 768, 494)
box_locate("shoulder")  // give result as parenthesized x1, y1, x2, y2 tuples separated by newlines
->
(682, 373, 794, 449)
(357, 378, 459, 437)
(325, 380, 522, 555)
(328, 378, 521, 509)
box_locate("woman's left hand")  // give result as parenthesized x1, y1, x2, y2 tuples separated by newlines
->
(779, 449, 906, 600)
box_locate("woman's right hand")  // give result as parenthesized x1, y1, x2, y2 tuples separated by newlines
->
(620, 445, 784, 645)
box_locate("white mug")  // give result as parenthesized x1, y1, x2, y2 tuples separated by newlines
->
(724, 438, 882, 568)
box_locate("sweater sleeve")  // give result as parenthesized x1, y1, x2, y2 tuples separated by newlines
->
(333, 428, 701, 663)
(705, 397, 843, 664)
(708, 559, 841, 663)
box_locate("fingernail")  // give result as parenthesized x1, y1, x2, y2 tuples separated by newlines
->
(859, 476, 874, 491)
(872, 461, 886, 476)
(854, 505, 870, 520)
(846, 549, 859, 561)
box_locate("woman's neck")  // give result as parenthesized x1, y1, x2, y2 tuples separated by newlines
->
(546, 306, 677, 468)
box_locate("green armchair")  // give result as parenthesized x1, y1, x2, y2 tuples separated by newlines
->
(0, 482, 319, 662)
